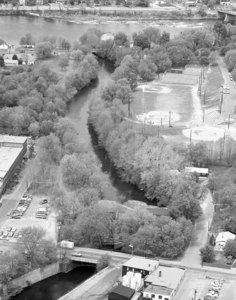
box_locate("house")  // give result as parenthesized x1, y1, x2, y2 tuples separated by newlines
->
(108, 285, 135, 300)
(122, 257, 159, 279)
(215, 231, 236, 251)
(143, 266, 185, 300)
(4, 59, 18, 67)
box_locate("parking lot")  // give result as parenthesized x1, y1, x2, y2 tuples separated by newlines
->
(175, 270, 236, 300)
(0, 193, 57, 251)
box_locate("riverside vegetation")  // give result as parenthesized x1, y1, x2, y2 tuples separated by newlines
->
(0, 21, 236, 291)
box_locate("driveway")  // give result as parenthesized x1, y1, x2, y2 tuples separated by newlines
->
(180, 189, 214, 267)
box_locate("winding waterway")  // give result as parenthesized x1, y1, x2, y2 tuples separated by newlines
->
(1, 15, 215, 299)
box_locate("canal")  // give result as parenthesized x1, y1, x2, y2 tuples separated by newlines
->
(12, 266, 95, 300)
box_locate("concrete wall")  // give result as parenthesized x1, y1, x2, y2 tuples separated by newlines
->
(9, 262, 60, 289)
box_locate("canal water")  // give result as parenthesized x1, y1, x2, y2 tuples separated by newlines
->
(12, 266, 95, 300)
(1, 15, 215, 299)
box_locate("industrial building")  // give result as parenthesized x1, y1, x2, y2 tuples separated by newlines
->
(0, 135, 28, 196)
(143, 266, 185, 300)
(122, 257, 159, 278)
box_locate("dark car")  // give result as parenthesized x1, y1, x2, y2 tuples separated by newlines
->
(41, 199, 48, 205)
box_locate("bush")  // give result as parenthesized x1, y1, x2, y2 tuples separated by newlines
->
(96, 254, 111, 272)
(224, 240, 236, 258)
(200, 245, 215, 262)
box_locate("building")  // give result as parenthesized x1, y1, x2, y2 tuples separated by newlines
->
(185, 167, 209, 180)
(108, 285, 135, 300)
(143, 266, 185, 300)
(122, 257, 159, 279)
(0, 135, 28, 196)
(215, 231, 236, 251)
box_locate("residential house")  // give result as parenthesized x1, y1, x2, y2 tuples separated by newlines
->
(108, 285, 135, 300)
(215, 231, 236, 251)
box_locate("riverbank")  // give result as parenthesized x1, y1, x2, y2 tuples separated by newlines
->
(0, 5, 219, 23)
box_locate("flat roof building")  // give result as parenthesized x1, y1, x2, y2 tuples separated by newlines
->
(108, 285, 135, 300)
(143, 266, 185, 300)
(0, 135, 28, 196)
(122, 257, 159, 278)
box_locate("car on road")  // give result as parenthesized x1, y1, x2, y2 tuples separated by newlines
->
(71, 252, 82, 257)
(40, 199, 48, 205)
(11, 227, 16, 232)
(8, 232, 14, 238)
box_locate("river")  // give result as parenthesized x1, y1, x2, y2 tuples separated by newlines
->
(1, 15, 214, 300)
(12, 266, 95, 300)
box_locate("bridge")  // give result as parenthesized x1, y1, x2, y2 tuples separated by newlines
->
(217, 9, 236, 23)
(64, 247, 236, 278)
(64, 247, 131, 265)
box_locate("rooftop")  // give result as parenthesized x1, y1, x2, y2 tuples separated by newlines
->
(185, 167, 208, 173)
(145, 266, 185, 290)
(123, 257, 159, 272)
(110, 285, 135, 298)
(0, 147, 23, 179)
(0, 135, 27, 144)
(144, 284, 172, 296)
(216, 231, 236, 243)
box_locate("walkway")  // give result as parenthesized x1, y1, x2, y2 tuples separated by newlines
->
(180, 189, 214, 267)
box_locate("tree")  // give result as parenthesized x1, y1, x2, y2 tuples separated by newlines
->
(20, 33, 35, 45)
(224, 240, 236, 258)
(58, 55, 69, 70)
(35, 42, 53, 59)
(225, 217, 236, 234)
(114, 32, 129, 47)
(189, 142, 208, 167)
(209, 234, 216, 246)
(12, 54, 18, 60)
(96, 254, 111, 272)
(200, 245, 215, 262)
(133, 32, 150, 50)
(0, 55, 4, 67)
(16, 227, 57, 269)
(138, 58, 157, 81)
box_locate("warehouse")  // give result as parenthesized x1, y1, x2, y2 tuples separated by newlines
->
(0, 135, 28, 196)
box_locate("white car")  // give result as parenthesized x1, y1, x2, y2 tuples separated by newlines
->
(72, 252, 82, 257)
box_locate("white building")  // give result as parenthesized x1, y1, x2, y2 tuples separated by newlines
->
(143, 266, 185, 300)
(215, 231, 236, 251)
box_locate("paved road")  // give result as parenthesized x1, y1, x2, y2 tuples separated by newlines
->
(180, 189, 214, 267)
(218, 57, 236, 120)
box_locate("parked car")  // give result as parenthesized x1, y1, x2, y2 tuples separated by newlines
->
(11, 227, 16, 233)
(71, 251, 82, 257)
(40, 199, 48, 205)
(8, 232, 14, 238)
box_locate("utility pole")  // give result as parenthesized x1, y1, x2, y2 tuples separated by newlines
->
(158, 126, 160, 138)
(228, 114, 231, 129)
(203, 91, 206, 105)
(169, 111, 171, 128)
(190, 129, 192, 147)
(220, 88, 224, 114)
(194, 289, 197, 300)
